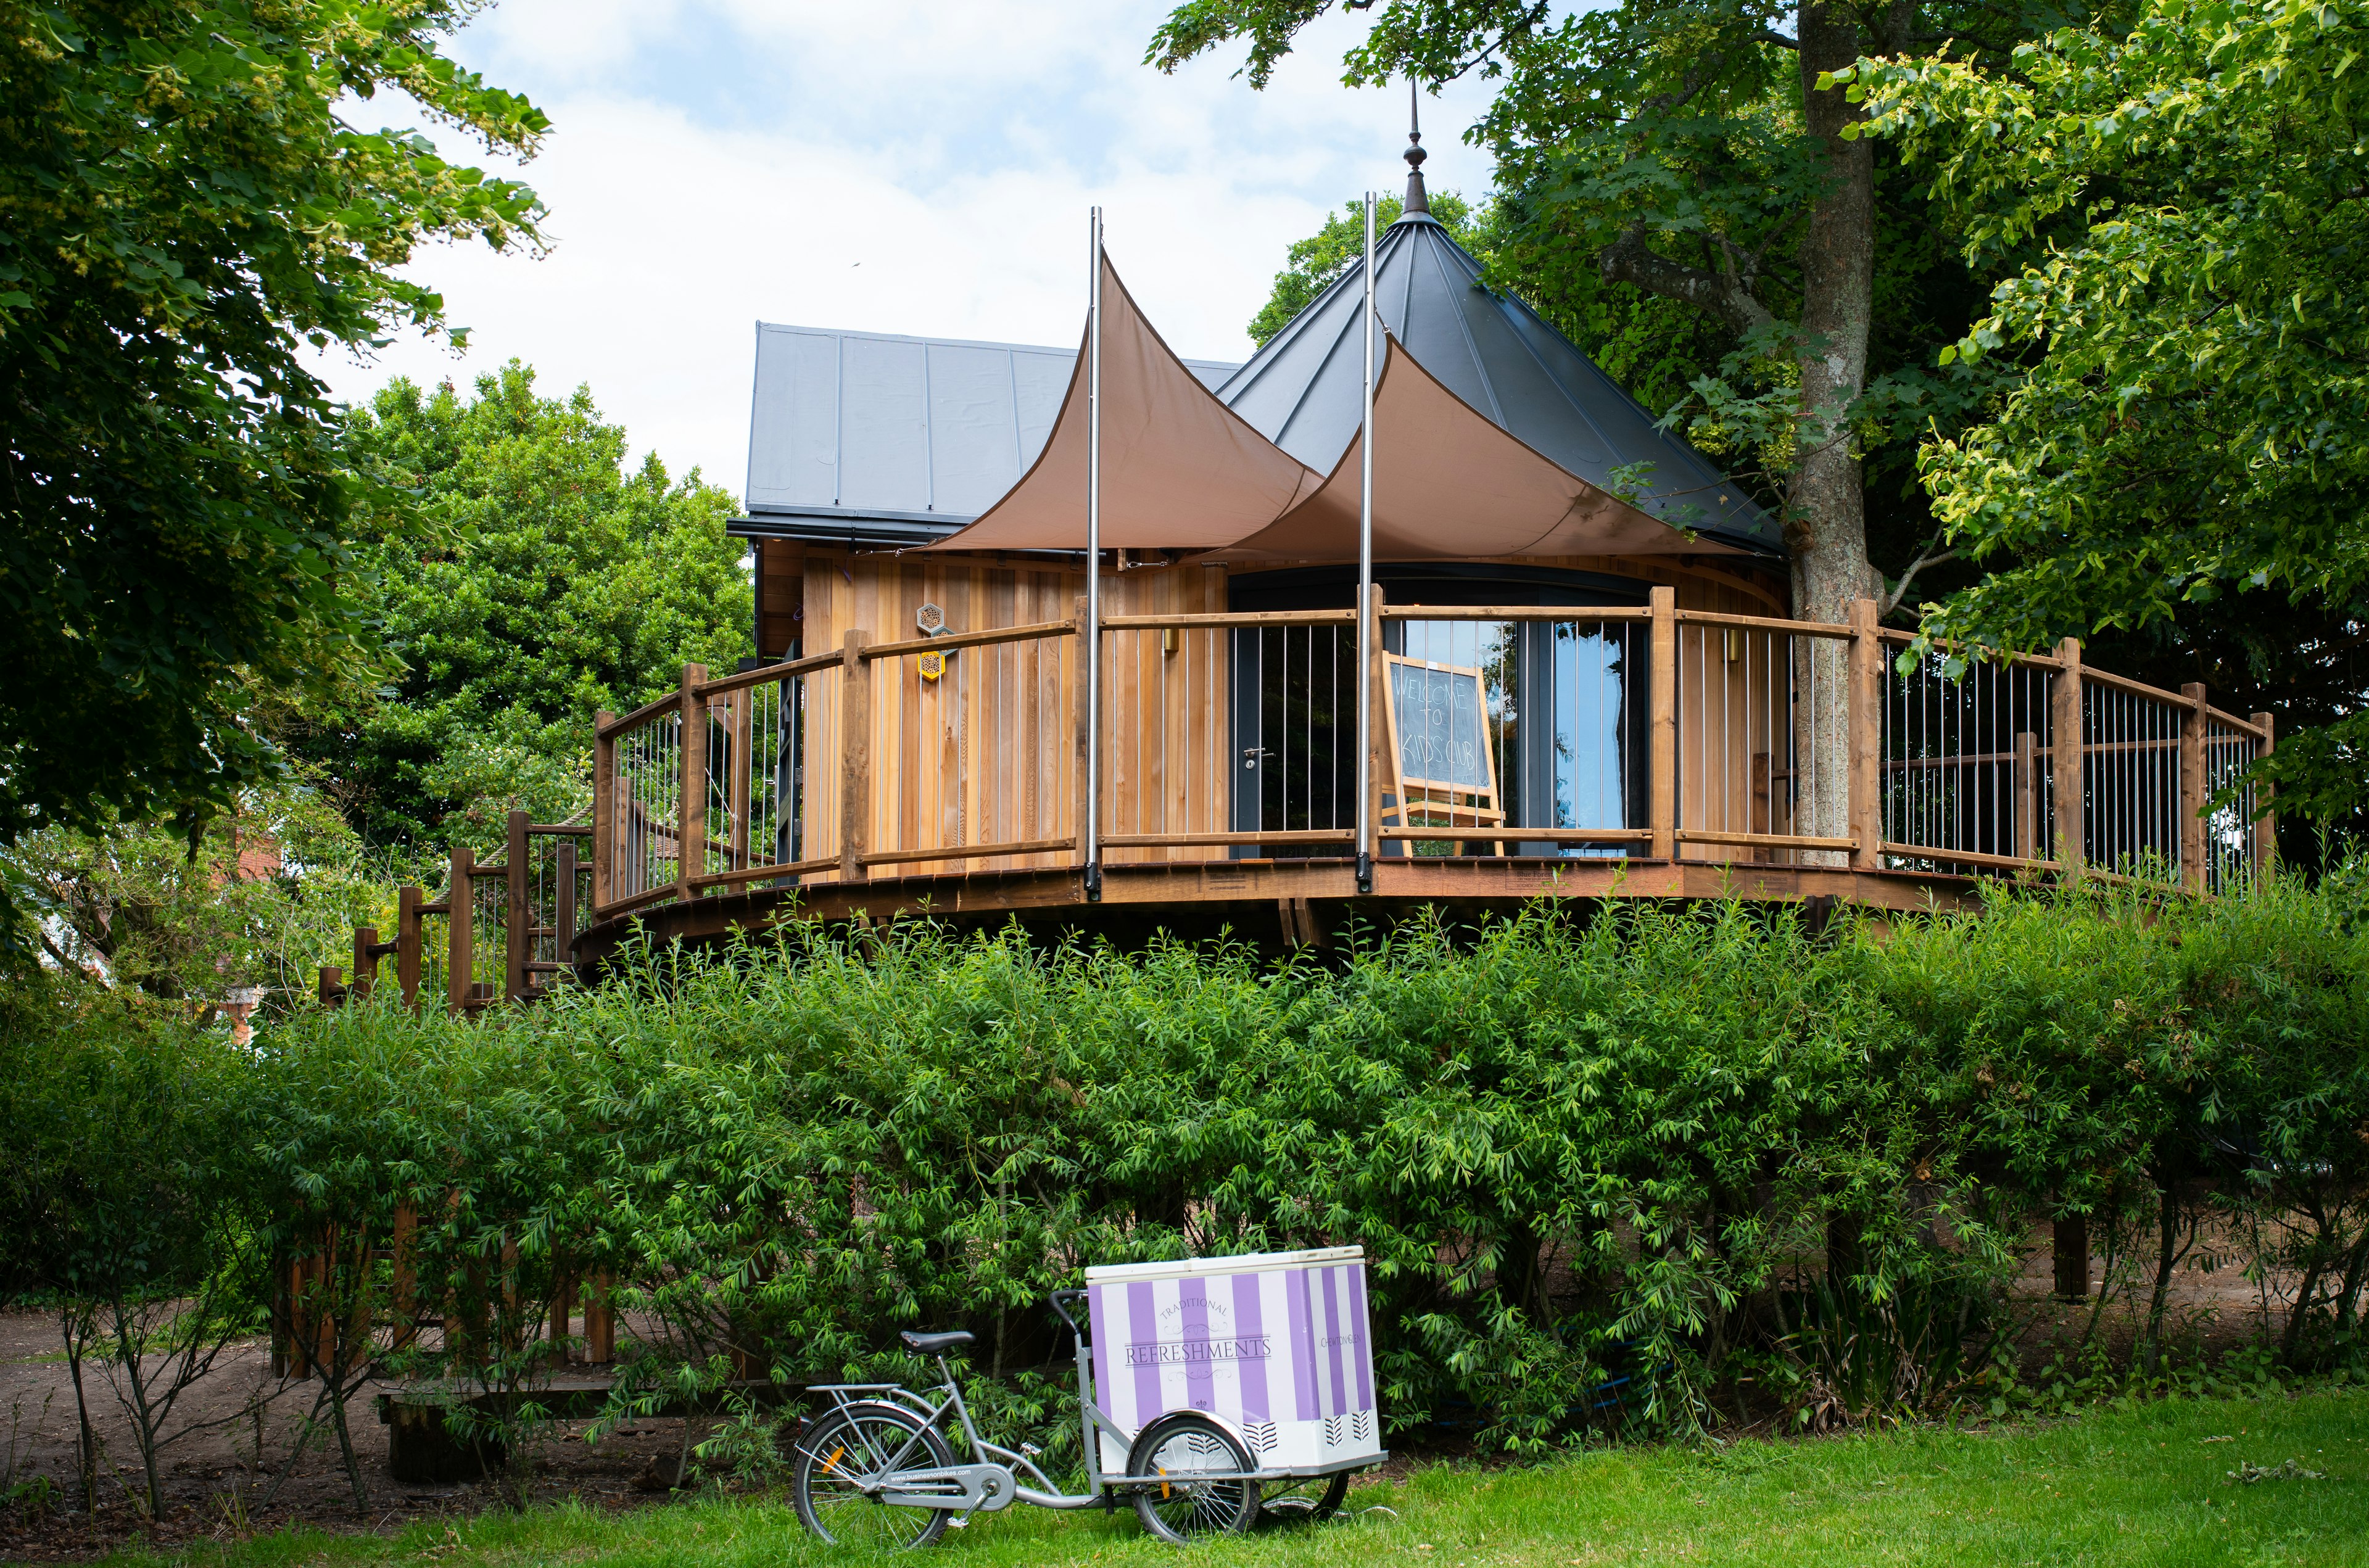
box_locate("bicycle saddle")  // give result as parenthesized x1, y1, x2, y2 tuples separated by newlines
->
(900, 1329, 977, 1353)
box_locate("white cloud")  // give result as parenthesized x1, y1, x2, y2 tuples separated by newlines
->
(311, 1, 1500, 498)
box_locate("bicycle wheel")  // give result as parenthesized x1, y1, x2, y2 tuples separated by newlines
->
(1127, 1412, 1259, 1543)
(1257, 1469, 1349, 1527)
(792, 1401, 955, 1550)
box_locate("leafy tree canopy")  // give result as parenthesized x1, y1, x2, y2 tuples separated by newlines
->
(0, 0, 547, 925)
(1155, 0, 2041, 624)
(1856, 0, 2369, 828)
(1247, 189, 1481, 347)
(300, 364, 752, 851)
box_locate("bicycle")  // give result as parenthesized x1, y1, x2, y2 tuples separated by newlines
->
(790, 1287, 1373, 1548)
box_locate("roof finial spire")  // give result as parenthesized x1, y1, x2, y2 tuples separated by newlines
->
(1402, 78, 1430, 216)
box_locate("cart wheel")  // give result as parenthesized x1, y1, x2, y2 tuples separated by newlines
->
(1257, 1469, 1349, 1527)
(1126, 1413, 1259, 1544)
(792, 1401, 954, 1550)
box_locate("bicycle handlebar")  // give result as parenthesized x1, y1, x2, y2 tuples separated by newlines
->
(1047, 1288, 1087, 1345)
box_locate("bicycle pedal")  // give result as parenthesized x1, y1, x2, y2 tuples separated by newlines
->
(946, 1515, 970, 1529)
(1019, 1443, 1043, 1458)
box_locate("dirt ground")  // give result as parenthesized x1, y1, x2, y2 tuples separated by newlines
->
(0, 1234, 2298, 1562)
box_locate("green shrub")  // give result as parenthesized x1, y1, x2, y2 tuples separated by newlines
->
(4, 870, 2364, 1467)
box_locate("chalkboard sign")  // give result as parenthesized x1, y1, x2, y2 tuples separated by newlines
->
(1387, 658, 1495, 793)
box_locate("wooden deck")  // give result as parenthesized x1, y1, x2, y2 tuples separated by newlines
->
(320, 582, 2278, 1008)
(569, 584, 2274, 967)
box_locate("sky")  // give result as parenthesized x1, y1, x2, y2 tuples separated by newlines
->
(312, 0, 1505, 500)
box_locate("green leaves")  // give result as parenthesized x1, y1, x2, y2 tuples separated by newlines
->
(0, 0, 548, 946)
(1854, 0, 2369, 827)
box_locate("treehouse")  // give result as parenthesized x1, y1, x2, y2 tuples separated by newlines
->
(553, 133, 2275, 973)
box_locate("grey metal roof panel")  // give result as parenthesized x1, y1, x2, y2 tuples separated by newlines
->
(745, 322, 1236, 515)
(1213, 216, 1777, 550)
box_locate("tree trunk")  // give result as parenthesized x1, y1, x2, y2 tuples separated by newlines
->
(1788, 3, 1883, 851)
(1788, 1, 1880, 624)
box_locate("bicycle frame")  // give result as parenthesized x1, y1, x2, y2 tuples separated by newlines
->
(804, 1288, 1346, 1522)
(808, 1292, 1135, 1515)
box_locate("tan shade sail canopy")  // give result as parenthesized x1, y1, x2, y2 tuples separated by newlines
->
(921, 255, 1321, 553)
(1209, 335, 1746, 563)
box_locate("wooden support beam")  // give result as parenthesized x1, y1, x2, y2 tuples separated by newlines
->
(2051, 637, 2085, 871)
(350, 926, 378, 1001)
(592, 709, 616, 910)
(1648, 585, 1676, 860)
(1072, 597, 1091, 873)
(1848, 598, 1882, 871)
(2180, 682, 2209, 893)
(840, 633, 871, 883)
(1365, 582, 1386, 873)
(397, 886, 424, 1011)
(447, 846, 474, 1018)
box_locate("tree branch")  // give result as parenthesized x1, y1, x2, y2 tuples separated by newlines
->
(1882, 543, 1962, 619)
(1600, 226, 1777, 336)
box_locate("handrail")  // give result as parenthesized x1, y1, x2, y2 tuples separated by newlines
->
(1377, 605, 1653, 623)
(693, 647, 844, 700)
(564, 593, 2279, 935)
(859, 619, 1075, 662)
(1673, 608, 1851, 638)
(2081, 664, 2191, 705)
(598, 688, 682, 740)
(2207, 707, 2267, 741)
(1101, 610, 1354, 630)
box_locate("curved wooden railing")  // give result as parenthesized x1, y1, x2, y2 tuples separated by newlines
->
(582, 589, 2277, 928)
(310, 594, 2274, 1007)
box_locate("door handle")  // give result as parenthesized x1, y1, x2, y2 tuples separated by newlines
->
(1241, 748, 1273, 770)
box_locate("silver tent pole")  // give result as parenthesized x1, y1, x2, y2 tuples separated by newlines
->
(1084, 205, 1104, 901)
(1355, 189, 1376, 894)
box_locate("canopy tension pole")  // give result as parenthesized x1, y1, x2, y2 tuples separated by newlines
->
(1084, 205, 1104, 902)
(1355, 188, 1376, 896)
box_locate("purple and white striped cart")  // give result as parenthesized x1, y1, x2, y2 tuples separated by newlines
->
(789, 1248, 1385, 1546)
(1082, 1245, 1385, 1480)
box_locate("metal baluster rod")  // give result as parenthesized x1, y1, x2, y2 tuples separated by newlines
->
(1084, 206, 1104, 901)
(1355, 190, 1377, 893)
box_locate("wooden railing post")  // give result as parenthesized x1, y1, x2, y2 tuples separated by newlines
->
(396, 886, 423, 1010)
(2252, 711, 2277, 877)
(2051, 637, 2085, 871)
(676, 666, 708, 904)
(1648, 585, 1676, 860)
(1365, 584, 1387, 877)
(317, 967, 344, 1007)
(1072, 597, 1091, 874)
(2180, 682, 2209, 893)
(447, 845, 474, 1018)
(1847, 598, 1883, 870)
(350, 926, 378, 1000)
(505, 810, 531, 1001)
(840, 633, 872, 883)
(390, 1202, 418, 1351)
(592, 709, 616, 910)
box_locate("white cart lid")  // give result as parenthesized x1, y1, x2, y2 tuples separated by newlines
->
(1083, 1245, 1363, 1285)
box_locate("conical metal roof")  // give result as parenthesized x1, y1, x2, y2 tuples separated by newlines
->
(1214, 210, 1779, 554)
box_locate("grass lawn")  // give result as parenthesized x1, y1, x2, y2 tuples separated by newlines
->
(94, 1387, 2369, 1568)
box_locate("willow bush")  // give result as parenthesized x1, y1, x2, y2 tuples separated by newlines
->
(3, 872, 2365, 1476)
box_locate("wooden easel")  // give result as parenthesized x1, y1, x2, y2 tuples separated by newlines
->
(1381, 653, 1505, 854)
